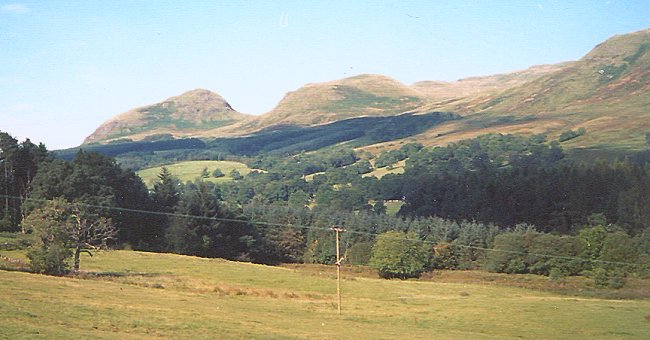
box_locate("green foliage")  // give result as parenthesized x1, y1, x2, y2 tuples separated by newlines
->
(229, 169, 243, 180)
(578, 225, 608, 261)
(0, 131, 49, 228)
(369, 231, 429, 279)
(303, 229, 336, 265)
(374, 143, 422, 168)
(23, 198, 73, 275)
(22, 198, 117, 274)
(212, 168, 225, 178)
(558, 128, 586, 142)
(0, 215, 16, 232)
(27, 151, 155, 248)
(200, 167, 209, 178)
(486, 230, 582, 276)
(593, 267, 626, 289)
(165, 180, 259, 260)
(345, 241, 373, 265)
(152, 167, 180, 213)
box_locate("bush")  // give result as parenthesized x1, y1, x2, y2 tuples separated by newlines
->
(549, 267, 568, 281)
(346, 241, 374, 265)
(27, 244, 71, 275)
(593, 267, 626, 289)
(369, 231, 429, 279)
(212, 168, 225, 178)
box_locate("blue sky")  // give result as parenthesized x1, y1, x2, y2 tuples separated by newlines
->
(1, 0, 649, 149)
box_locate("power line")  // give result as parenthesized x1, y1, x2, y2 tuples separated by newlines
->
(1, 194, 647, 268)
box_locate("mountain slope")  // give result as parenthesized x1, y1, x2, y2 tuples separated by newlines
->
(386, 28, 650, 154)
(412, 63, 568, 104)
(84, 89, 249, 144)
(250, 74, 425, 128)
(475, 28, 650, 114)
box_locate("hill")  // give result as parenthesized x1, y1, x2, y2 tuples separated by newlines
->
(84, 89, 249, 144)
(251, 74, 425, 128)
(1, 250, 649, 338)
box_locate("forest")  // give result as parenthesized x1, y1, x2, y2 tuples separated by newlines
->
(1, 130, 649, 287)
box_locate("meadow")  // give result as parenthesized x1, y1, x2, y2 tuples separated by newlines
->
(136, 160, 256, 188)
(1, 250, 649, 339)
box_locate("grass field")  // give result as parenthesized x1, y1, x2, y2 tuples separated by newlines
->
(363, 159, 406, 179)
(1, 250, 649, 338)
(136, 160, 257, 188)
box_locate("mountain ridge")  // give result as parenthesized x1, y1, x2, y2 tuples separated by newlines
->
(82, 28, 650, 154)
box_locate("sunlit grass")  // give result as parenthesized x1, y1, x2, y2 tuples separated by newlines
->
(136, 160, 257, 188)
(2, 250, 649, 338)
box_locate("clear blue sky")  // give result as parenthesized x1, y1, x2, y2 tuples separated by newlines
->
(1, 0, 649, 149)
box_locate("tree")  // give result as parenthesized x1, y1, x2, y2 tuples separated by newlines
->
(201, 167, 210, 178)
(166, 180, 259, 260)
(372, 200, 387, 215)
(369, 231, 429, 279)
(68, 205, 117, 272)
(0, 132, 49, 230)
(212, 168, 225, 178)
(22, 198, 117, 274)
(26, 151, 154, 247)
(152, 167, 180, 212)
(229, 169, 243, 180)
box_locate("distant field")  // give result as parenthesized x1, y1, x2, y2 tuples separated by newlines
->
(363, 159, 406, 179)
(384, 200, 404, 216)
(1, 250, 649, 338)
(137, 160, 257, 187)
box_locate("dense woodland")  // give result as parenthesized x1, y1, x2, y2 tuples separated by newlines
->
(2, 130, 649, 286)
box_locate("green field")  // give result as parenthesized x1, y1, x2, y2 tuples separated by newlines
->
(363, 159, 406, 179)
(1, 250, 649, 338)
(136, 160, 257, 188)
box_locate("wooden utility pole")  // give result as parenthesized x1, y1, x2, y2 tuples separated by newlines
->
(331, 226, 346, 315)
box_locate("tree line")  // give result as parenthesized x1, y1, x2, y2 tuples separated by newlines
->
(1, 129, 649, 286)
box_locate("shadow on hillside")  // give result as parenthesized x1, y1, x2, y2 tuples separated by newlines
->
(209, 111, 460, 155)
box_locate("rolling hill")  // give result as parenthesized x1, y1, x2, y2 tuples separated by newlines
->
(84, 89, 249, 144)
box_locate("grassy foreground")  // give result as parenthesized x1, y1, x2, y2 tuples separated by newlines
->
(1, 250, 650, 339)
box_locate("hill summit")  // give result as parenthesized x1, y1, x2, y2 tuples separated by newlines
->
(248, 74, 425, 129)
(84, 89, 248, 144)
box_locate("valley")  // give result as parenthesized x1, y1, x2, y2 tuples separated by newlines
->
(2, 26, 650, 340)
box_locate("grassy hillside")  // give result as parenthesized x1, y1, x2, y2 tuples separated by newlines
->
(84, 89, 249, 144)
(408, 28, 650, 153)
(1, 250, 649, 338)
(136, 160, 256, 187)
(251, 74, 425, 128)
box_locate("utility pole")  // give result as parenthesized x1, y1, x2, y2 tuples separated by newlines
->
(331, 226, 346, 315)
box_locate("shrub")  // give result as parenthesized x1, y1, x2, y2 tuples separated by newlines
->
(369, 231, 429, 279)
(212, 168, 225, 178)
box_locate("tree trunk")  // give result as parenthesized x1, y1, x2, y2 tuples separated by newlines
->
(74, 246, 81, 272)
